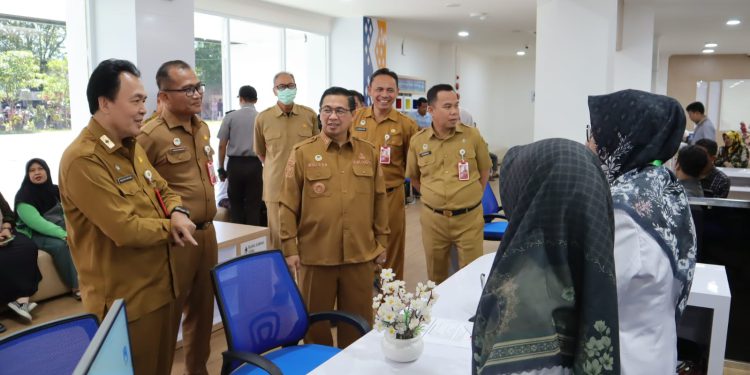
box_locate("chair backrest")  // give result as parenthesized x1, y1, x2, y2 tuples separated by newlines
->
(212, 250, 309, 357)
(0, 313, 99, 375)
(481, 183, 500, 216)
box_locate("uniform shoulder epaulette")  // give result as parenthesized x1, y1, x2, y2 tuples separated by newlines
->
(293, 135, 319, 150)
(354, 136, 377, 149)
(139, 117, 164, 135)
(415, 127, 429, 136)
(296, 104, 317, 114)
(257, 106, 275, 116)
(224, 110, 236, 115)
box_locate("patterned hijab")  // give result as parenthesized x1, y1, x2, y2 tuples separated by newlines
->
(589, 89, 697, 318)
(723, 130, 746, 157)
(472, 139, 619, 375)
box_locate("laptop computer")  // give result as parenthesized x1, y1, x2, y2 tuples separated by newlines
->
(73, 299, 134, 375)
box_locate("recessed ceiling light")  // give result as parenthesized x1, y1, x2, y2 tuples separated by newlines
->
(516, 50, 526, 56)
(702, 48, 715, 54)
(704, 42, 718, 48)
(445, 3, 461, 7)
(726, 19, 741, 26)
(458, 31, 470, 37)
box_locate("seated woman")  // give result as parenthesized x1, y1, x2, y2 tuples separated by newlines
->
(716, 130, 749, 168)
(588, 89, 697, 374)
(472, 138, 620, 374)
(14, 158, 79, 299)
(1, 191, 42, 327)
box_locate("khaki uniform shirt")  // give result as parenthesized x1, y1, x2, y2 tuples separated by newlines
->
(351, 107, 419, 188)
(406, 124, 492, 210)
(59, 118, 182, 321)
(279, 133, 389, 265)
(254, 103, 319, 202)
(137, 112, 217, 224)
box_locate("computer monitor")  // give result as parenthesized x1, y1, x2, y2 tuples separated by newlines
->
(73, 299, 134, 375)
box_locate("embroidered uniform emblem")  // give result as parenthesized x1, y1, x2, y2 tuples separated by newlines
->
(312, 182, 326, 194)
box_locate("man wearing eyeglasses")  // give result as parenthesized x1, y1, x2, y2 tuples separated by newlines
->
(137, 60, 217, 375)
(279, 86, 388, 348)
(254, 72, 318, 250)
(352, 68, 418, 280)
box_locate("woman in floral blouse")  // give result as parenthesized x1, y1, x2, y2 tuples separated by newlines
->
(716, 130, 749, 168)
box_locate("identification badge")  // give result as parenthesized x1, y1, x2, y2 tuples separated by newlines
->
(379, 146, 391, 164)
(206, 160, 217, 185)
(458, 160, 470, 181)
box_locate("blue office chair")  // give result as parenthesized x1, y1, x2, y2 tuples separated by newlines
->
(211, 250, 371, 375)
(482, 183, 508, 241)
(0, 313, 99, 375)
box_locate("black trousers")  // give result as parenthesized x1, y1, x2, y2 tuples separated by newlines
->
(227, 156, 263, 225)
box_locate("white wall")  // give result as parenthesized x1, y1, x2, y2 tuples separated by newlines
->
(386, 32, 443, 90)
(653, 40, 670, 95)
(195, 0, 332, 35)
(612, 2, 655, 91)
(330, 17, 364, 91)
(489, 57, 536, 152)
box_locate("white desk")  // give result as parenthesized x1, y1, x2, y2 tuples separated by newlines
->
(718, 167, 750, 187)
(312, 253, 731, 374)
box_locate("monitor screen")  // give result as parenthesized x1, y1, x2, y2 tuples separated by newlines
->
(73, 299, 134, 375)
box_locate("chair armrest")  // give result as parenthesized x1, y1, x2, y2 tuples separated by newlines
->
(309, 310, 371, 335)
(484, 213, 508, 221)
(221, 350, 282, 375)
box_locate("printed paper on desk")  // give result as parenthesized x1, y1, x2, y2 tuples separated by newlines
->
(241, 236, 268, 255)
(422, 318, 473, 349)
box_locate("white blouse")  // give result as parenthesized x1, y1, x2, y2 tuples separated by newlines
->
(614, 209, 682, 375)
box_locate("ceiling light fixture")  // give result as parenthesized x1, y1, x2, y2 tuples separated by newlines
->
(704, 42, 718, 48)
(726, 19, 741, 26)
(445, 3, 461, 7)
(470, 12, 488, 21)
(516, 50, 526, 56)
(702, 48, 715, 54)
(458, 31, 470, 37)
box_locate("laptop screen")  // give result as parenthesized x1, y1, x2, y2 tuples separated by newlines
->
(73, 299, 134, 375)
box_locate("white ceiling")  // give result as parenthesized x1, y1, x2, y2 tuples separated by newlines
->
(259, 0, 750, 58)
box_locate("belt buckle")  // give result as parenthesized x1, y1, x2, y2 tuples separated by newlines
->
(442, 210, 453, 217)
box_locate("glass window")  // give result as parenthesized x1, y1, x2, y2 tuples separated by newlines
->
(285, 29, 327, 109)
(194, 13, 224, 121)
(230, 19, 282, 112)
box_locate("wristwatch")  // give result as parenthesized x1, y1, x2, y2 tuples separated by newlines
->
(171, 206, 191, 218)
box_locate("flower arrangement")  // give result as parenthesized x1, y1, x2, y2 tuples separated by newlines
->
(372, 268, 438, 339)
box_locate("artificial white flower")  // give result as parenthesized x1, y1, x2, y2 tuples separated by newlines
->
(380, 268, 395, 282)
(426, 280, 436, 289)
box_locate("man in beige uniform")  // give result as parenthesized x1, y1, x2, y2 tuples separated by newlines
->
(254, 72, 318, 249)
(60, 59, 197, 375)
(352, 68, 418, 279)
(406, 84, 491, 284)
(280, 87, 388, 348)
(137, 60, 217, 375)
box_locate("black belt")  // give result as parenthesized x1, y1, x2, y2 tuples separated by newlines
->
(228, 155, 259, 159)
(424, 201, 481, 217)
(195, 221, 212, 230)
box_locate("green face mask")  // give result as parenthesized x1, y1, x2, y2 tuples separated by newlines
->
(277, 88, 297, 105)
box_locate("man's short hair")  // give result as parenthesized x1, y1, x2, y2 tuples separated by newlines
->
(415, 97, 428, 107)
(319, 86, 355, 111)
(273, 71, 295, 85)
(686, 101, 705, 114)
(156, 60, 192, 90)
(349, 89, 365, 104)
(369, 68, 399, 87)
(86, 59, 141, 115)
(695, 138, 718, 156)
(238, 85, 257, 101)
(678, 145, 709, 178)
(426, 84, 455, 105)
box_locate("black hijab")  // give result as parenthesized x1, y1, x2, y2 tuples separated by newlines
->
(15, 158, 60, 214)
(472, 139, 619, 374)
(589, 89, 696, 319)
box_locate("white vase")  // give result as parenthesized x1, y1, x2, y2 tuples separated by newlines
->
(381, 334, 424, 362)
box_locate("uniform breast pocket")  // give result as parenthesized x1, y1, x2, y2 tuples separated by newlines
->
(116, 179, 140, 197)
(353, 164, 374, 194)
(305, 168, 332, 198)
(297, 125, 314, 138)
(166, 150, 192, 165)
(417, 153, 436, 167)
(387, 131, 403, 147)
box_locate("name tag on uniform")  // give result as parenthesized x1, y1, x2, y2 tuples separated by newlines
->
(117, 175, 134, 184)
(419, 151, 432, 157)
(355, 127, 367, 132)
(169, 146, 187, 153)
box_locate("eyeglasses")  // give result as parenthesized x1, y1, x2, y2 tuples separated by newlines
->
(320, 106, 351, 116)
(275, 83, 297, 91)
(162, 84, 205, 97)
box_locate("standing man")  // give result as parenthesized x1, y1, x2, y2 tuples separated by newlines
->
(280, 86, 388, 348)
(686, 101, 716, 145)
(59, 59, 197, 374)
(352, 68, 418, 279)
(254, 72, 318, 249)
(406, 84, 491, 284)
(137, 60, 217, 375)
(217, 85, 262, 225)
(408, 97, 432, 128)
